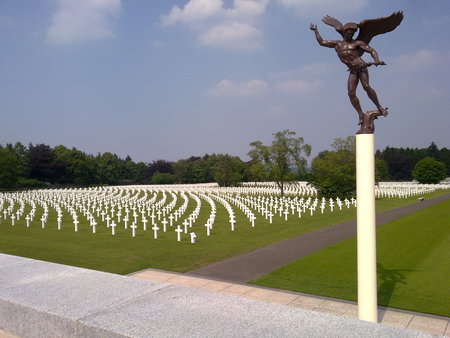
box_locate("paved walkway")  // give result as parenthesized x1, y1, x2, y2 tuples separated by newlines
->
(131, 268, 450, 337)
(187, 193, 450, 283)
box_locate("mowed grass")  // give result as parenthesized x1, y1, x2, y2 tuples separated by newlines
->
(0, 189, 447, 277)
(251, 198, 450, 317)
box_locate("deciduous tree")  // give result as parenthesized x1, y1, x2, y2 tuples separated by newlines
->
(412, 157, 447, 184)
(248, 130, 311, 196)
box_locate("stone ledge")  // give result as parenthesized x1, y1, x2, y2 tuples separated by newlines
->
(0, 254, 437, 338)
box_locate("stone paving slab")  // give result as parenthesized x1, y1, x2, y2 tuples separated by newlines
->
(0, 254, 441, 338)
(132, 268, 450, 337)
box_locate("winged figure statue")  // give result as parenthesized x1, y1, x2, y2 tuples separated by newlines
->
(310, 12, 403, 130)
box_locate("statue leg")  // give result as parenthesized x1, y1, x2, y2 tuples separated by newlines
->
(360, 69, 388, 116)
(348, 71, 365, 125)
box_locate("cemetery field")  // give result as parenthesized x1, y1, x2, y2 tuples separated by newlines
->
(0, 196, 357, 274)
(0, 184, 447, 276)
(251, 198, 450, 317)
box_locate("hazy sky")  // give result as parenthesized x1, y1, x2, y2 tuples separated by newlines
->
(1, 0, 449, 163)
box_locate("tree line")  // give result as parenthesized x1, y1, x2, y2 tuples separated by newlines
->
(1, 135, 448, 194)
(0, 143, 251, 189)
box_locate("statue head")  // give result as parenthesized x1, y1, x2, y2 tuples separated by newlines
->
(342, 22, 358, 40)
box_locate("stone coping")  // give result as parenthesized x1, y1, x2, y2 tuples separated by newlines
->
(0, 254, 447, 337)
(131, 268, 450, 337)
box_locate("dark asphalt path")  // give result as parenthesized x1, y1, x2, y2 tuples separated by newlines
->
(187, 193, 450, 283)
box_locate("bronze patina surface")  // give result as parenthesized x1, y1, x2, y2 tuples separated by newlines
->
(310, 12, 403, 133)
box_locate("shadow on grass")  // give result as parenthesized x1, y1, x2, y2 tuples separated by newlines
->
(377, 263, 413, 311)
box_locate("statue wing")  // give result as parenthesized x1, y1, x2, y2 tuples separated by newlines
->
(356, 11, 403, 47)
(322, 15, 344, 37)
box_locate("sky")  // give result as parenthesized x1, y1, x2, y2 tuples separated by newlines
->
(1, 0, 449, 164)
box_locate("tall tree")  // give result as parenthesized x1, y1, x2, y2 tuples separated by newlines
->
(28, 144, 65, 183)
(54, 145, 97, 185)
(412, 157, 447, 184)
(0, 148, 21, 189)
(248, 130, 311, 196)
(96, 152, 122, 184)
(309, 136, 357, 198)
(210, 154, 244, 187)
(309, 150, 356, 198)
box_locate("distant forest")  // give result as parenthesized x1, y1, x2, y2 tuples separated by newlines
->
(0, 141, 449, 190)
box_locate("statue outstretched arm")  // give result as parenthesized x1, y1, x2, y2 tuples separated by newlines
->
(310, 24, 337, 48)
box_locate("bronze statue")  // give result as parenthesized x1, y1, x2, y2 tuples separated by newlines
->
(310, 12, 403, 133)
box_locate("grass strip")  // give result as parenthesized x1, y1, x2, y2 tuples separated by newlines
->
(251, 199, 450, 317)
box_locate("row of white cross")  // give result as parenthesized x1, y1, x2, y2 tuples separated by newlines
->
(2, 182, 447, 243)
(375, 182, 449, 198)
(1, 188, 352, 245)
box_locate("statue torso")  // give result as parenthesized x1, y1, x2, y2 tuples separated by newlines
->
(335, 40, 366, 71)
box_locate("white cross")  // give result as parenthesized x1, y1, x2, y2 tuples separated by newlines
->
(157, 210, 162, 220)
(105, 215, 111, 227)
(320, 204, 326, 214)
(124, 216, 129, 229)
(92, 220, 97, 233)
(183, 219, 190, 233)
(57, 217, 62, 230)
(161, 218, 168, 232)
(101, 210, 106, 221)
(11, 214, 16, 226)
(309, 205, 315, 216)
(25, 214, 30, 227)
(142, 217, 148, 231)
(175, 225, 183, 241)
(169, 214, 174, 227)
(41, 216, 46, 228)
(152, 223, 159, 239)
(150, 213, 156, 225)
(131, 223, 137, 237)
(229, 217, 236, 231)
(205, 222, 212, 236)
(110, 221, 117, 235)
(283, 208, 289, 221)
(250, 214, 256, 227)
(268, 212, 273, 224)
(73, 219, 79, 232)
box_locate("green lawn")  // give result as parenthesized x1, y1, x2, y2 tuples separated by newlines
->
(0, 190, 448, 280)
(251, 198, 450, 317)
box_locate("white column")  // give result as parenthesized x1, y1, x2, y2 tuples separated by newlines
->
(356, 133, 378, 323)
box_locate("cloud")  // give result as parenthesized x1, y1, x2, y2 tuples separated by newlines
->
(47, 0, 121, 44)
(161, 0, 269, 52)
(277, 0, 367, 17)
(276, 80, 321, 93)
(227, 0, 270, 22)
(161, 0, 223, 26)
(199, 21, 263, 51)
(209, 79, 269, 97)
(392, 49, 448, 71)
